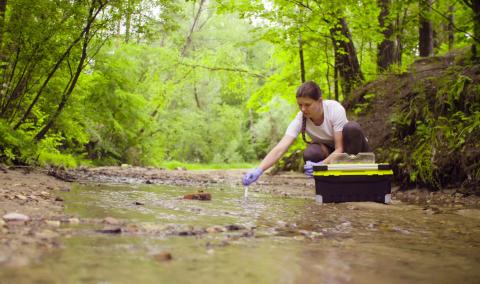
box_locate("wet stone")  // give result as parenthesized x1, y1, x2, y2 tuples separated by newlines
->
(225, 224, 245, 231)
(241, 230, 255, 238)
(153, 252, 172, 262)
(103, 217, 120, 225)
(183, 191, 211, 201)
(178, 228, 206, 236)
(206, 226, 226, 233)
(67, 218, 80, 224)
(15, 194, 27, 201)
(124, 223, 140, 233)
(96, 227, 122, 234)
(45, 220, 61, 227)
(3, 212, 30, 222)
(424, 206, 441, 215)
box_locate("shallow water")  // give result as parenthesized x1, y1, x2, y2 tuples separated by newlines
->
(1, 183, 480, 283)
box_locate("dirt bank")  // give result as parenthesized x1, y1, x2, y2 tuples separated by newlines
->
(345, 52, 480, 192)
(0, 168, 72, 268)
(1, 166, 479, 268)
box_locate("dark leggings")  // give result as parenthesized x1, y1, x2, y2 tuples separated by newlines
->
(303, 121, 371, 163)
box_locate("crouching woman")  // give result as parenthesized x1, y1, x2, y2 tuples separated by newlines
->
(242, 80, 370, 186)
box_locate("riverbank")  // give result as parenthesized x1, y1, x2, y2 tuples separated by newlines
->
(1, 166, 479, 268)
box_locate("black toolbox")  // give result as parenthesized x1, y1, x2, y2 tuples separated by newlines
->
(312, 154, 393, 204)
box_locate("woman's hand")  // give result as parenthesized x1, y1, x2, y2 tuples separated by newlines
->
(242, 168, 263, 186)
(304, 161, 323, 177)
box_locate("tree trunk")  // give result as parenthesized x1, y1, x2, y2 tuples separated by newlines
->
(419, 0, 434, 57)
(324, 40, 332, 99)
(193, 71, 201, 109)
(377, 0, 396, 71)
(471, 0, 480, 58)
(333, 62, 339, 101)
(298, 34, 305, 83)
(181, 0, 206, 57)
(330, 18, 363, 98)
(394, 6, 409, 65)
(13, 30, 86, 130)
(125, 0, 132, 43)
(447, 5, 454, 50)
(0, 0, 6, 60)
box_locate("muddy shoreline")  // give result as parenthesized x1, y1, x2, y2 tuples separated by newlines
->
(1, 166, 479, 268)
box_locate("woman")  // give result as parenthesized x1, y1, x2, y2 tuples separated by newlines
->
(242, 80, 370, 186)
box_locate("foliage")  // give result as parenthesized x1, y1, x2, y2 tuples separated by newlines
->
(0, 0, 478, 193)
(382, 59, 480, 192)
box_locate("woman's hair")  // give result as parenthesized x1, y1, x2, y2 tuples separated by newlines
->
(297, 81, 322, 144)
(296, 81, 322, 100)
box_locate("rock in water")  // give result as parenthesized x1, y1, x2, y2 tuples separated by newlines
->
(3, 213, 30, 222)
(153, 252, 172, 262)
(183, 191, 211, 201)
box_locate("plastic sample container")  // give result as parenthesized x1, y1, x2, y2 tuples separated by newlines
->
(313, 153, 393, 204)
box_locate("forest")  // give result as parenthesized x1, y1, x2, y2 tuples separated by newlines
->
(0, 0, 478, 192)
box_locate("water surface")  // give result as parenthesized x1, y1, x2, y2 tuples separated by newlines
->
(1, 183, 479, 283)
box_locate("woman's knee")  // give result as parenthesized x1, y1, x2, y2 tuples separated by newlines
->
(343, 121, 362, 136)
(303, 143, 330, 162)
(342, 121, 371, 154)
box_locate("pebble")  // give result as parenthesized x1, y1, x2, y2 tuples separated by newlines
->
(97, 227, 122, 234)
(206, 226, 226, 233)
(225, 224, 245, 231)
(183, 192, 211, 201)
(3, 213, 30, 222)
(424, 206, 441, 215)
(45, 220, 61, 227)
(15, 194, 27, 201)
(68, 218, 80, 224)
(123, 223, 140, 233)
(153, 252, 172, 262)
(103, 217, 120, 225)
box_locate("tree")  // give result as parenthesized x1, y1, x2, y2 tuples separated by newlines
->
(419, 0, 434, 57)
(377, 0, 396, 71)
(34, 0, 108, 140)
(330, 17, 364, 97)
(462, 0, 480, 58)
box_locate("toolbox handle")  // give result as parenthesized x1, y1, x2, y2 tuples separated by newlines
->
(313, 164, 391, 171)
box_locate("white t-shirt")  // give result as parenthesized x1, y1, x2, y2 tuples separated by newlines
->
(285, 100, 348, 147)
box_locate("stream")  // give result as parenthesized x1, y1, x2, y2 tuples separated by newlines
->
(1, 182, 479, 283)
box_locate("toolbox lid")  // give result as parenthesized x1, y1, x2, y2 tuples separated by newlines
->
(313, 163, 391, 171)
(313, 163, 392, 177)
(312, 152, 392, 175)
(329, 152, 376, 164)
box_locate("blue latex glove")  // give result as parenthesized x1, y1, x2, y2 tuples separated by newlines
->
(242, 168, 263, 186)
(304, 161, 324, 177)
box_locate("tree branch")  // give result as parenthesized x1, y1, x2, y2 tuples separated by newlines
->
(178, 62, 265, 78)
(421, 0, 480, 43)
